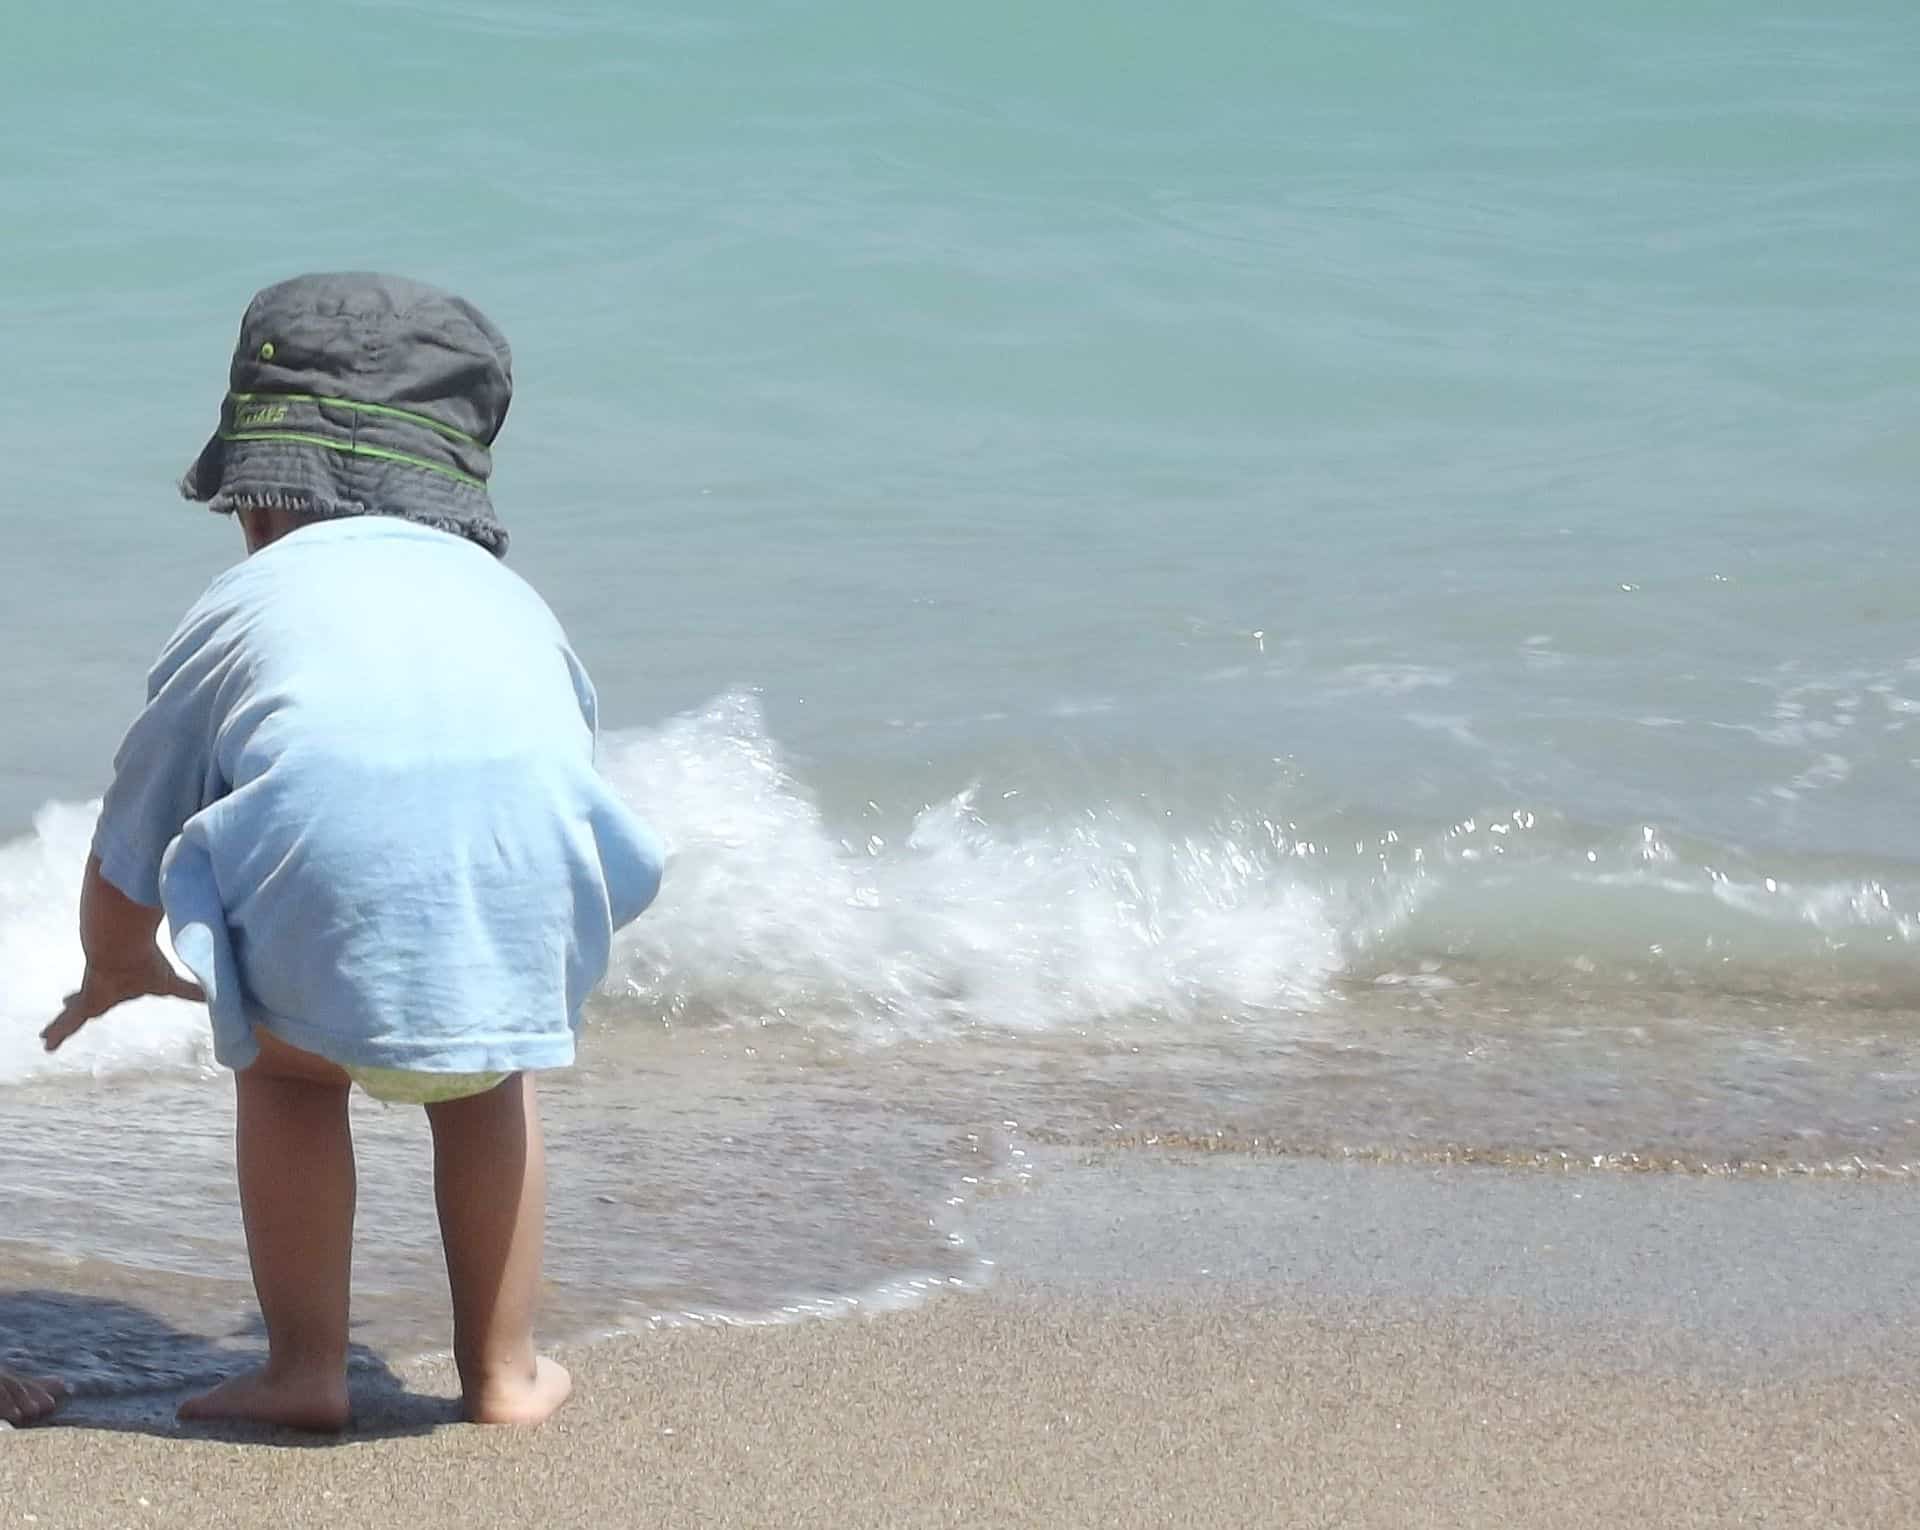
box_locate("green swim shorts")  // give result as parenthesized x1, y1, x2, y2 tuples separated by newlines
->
(347, 1067, 508, 1105)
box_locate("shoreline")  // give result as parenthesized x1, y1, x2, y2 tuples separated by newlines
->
(10, 1288, 1915, 1529)
(7, 1151, 1918, 1525)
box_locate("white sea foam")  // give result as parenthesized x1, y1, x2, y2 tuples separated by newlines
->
(0, 801, 210, 1085)
(598, 693, 1350, 1037)
(6, 691, 1920, 1088)
(596, 694, 1920, 1033)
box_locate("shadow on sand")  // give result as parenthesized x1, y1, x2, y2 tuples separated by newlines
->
(0, 1288, 460, 1444)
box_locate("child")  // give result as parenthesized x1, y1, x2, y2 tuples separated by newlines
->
(41, 273, 664, 1431)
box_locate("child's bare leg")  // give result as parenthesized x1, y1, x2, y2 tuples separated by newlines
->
(179, 1031, 354, 1431)
(425, 1073, 570, 1425)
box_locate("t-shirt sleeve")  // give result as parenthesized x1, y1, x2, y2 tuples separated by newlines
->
(563, 644, 601, 747)
(91, 607, 236, 906)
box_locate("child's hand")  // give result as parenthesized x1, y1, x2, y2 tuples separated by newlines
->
(41, 948, 204, 1053)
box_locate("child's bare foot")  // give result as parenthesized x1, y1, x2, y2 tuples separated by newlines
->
(178, 1363, 350, 1433)
(0, 1371, 67, 1427)
(462, 1355, 571, 1427)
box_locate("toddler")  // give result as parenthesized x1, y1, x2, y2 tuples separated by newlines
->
(42, 273, 663, 1430)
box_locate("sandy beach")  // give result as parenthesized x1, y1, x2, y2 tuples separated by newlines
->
(6, 1152, 1917, 1528)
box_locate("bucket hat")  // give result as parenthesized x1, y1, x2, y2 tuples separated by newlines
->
(180, 272, 514, 556)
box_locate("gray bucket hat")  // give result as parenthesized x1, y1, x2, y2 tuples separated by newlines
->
(181, 272, 514, 556)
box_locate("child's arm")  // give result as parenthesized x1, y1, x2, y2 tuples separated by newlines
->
(41, 855, 202, 1052)
(49, 593, 235, 1052)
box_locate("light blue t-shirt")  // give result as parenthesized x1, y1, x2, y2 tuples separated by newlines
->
(92, 517, 664, 1075)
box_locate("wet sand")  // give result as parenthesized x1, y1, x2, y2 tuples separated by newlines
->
(5, 1153, 1917, 1528)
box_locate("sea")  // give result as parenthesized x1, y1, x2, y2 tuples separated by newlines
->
(3, 0, 1919, 1395)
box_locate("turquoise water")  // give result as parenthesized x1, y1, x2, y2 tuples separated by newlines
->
(3, 1, 1920, 1373)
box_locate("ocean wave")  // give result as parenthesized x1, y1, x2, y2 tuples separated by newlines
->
(598, 693, 1350, 1037)
(600, 694, 1920, 1033)
(5, 690, 1918, 1087)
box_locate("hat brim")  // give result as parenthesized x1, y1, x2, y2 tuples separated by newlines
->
(181, 433, 507, 558)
